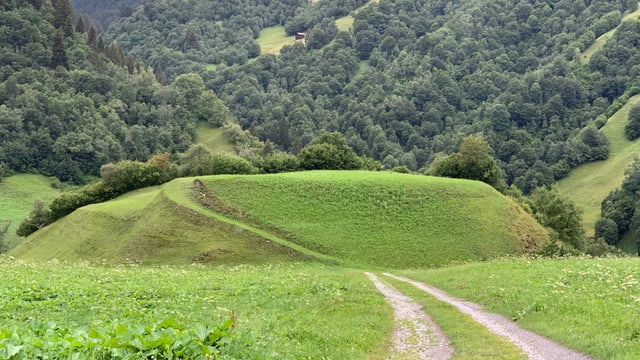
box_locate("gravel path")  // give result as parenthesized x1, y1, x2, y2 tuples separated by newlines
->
(364, 272, 453, 360)
(383, 273, 593, 360)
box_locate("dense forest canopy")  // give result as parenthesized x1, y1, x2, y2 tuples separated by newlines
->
(93, 0, 640, 193)
(4, 0, 640, 196)
(0, 0, 222, 183)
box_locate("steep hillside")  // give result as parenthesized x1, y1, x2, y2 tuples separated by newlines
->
(0, 175, 59, 250)
(13, 171, 548, 268)
(558, 94, 640, 236)
(11, 184, 308, 265)
(0, 1, 221, 183)
(98, 0, 638, 194)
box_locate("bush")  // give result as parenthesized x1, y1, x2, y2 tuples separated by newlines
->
(252, 153, 300, 173)
(16, 200, 51, 237)
(298, 132, 361, 170)
(211, 153, 256, 174)
(595, 217, 619, 245)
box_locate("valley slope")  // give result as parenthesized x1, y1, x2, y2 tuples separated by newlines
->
(11, 171, 548, 268)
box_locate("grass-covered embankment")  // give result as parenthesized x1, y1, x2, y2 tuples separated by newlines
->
(201, 171, 548, 268)
(399, 257, 640, 359)
(0, 261, 391, 358)
(11, 186, 308, 265)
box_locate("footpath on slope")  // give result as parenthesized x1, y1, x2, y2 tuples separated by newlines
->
(383, 273, 593, 360)
(364, 273, 454, 360)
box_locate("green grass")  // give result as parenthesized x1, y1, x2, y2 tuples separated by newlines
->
(200, 171, 548, 269)
(399, 257, 640, 359)
(557, 94, 640, 237)
(580, 2, 640, 64)
(382, 276, 526, 359)
(0, 261, 392, 358)
(195, 121, 234, 153)
(0, 174, 59, 249)
(11, 186, 309, 265)
(256, 26, 295, 55)
(12, 171, 547, 268)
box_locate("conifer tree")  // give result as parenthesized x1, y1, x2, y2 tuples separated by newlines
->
(75, 16, 86, 33)
(51, 28, 69, 69)
(53, 0, 73, 37)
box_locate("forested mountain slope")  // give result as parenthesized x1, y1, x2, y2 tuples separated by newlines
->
(99, 0, 640, 193)
(0, 0, 222, 183)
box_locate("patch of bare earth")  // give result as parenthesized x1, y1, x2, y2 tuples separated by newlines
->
(384, 273, 593, 360)
(365, 272, 454, 360)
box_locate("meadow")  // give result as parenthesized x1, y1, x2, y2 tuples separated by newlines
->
(0, 175, 58, 249)
(0, 261, 391, 359)
(400, 257, 640, 360)
(557, 94, 640, 236)
(199, 171, 547, 268)
(195, 122, 235, 154)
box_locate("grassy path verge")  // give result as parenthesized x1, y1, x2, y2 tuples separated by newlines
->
(385, 273, 591, 360)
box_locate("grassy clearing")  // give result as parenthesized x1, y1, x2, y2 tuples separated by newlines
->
(195, 121, 234, 153)
(0, 261, 392, 358)
(11, 187, 309, 265)
(201, 171, 547, 269)
(557, 94, 640, 236)
(580, 2, 640, 64)
(0, 175, 58, 249)
(381, 276, 526, 359)
(336, 0, 379, 31)
(256, 26, 295, 55)
(400, 257, 640, 359)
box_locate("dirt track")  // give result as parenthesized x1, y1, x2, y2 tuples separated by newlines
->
(365, 272, 454, 360)
(379, 273, 593, 360)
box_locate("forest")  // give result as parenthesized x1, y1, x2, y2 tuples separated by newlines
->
(4, 0, 640, 194)
(0, 0, 233, 183)
(95, 0, 640, 194)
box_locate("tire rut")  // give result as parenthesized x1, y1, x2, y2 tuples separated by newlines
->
(383, 273, 593, 360)
(365, 272, 453, 360)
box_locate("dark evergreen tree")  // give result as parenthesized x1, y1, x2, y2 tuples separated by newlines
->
(51, 29, 69, 69)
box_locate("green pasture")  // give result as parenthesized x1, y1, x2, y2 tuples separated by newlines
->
(557, 94, 640, 236)
(200, 171, 547, 269)
(0, 261, 391, 359)
(195, 121, 234, 153)
(400, 257, 640, 360)
(256, 26, 295, 55)
(0, 175, 59, 250)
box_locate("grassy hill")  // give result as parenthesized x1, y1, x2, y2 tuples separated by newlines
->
(557, 94, 640, 237)
(0, 175, 59, 250)
(13, 171, 548, 268)
(11, 186, 308, 265)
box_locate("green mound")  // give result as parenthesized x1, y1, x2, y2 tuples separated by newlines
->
(11, 187, 307, 265)
(199, 171, 547, 268)
(13, 171, 547, 268)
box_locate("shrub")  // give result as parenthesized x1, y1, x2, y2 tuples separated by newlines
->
(595, 217, 619, 245)
(252, 153, 300, 173)
(298, 132, 361, 170)
(211, 153, 256, 174)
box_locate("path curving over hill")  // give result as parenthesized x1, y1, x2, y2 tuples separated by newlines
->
(384, 273, 593, 360)
(365, 272, 453, 360)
